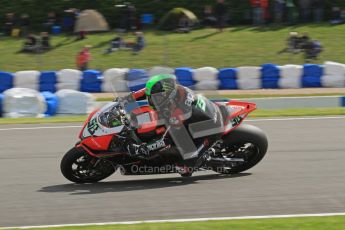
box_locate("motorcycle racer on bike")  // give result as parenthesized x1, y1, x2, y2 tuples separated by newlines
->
(115, 74, 224, 176)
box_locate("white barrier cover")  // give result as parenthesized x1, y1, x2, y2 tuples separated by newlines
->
(56, 89, 95, 115)
(102, 68, 129, 92)
(57, 69, 82, 83)
(279, 65, 303, 79)
(278, 77, 301, 88)
(237, 78, 261, 89)
(3, 88, 46, 118)
(103, 68, 129, 81)
(236, 66, 261, 89)
(193, 67, 218, 81)
(237, 66, 261, 80)
(147, 66, 174, 77)
(324, 61, 345, 76)
(102, 79, 129, 92)
(194, 80, 219, 90)
(321, 75, 345, 88)
(56, 82, 80, 91)
(13, 70, 40, 90)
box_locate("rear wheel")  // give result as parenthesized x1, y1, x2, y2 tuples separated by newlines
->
(60, 147, 115, 183)
(212, 124, 268, 174)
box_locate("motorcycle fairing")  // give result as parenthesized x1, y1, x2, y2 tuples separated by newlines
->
(217, 100, 256, 135)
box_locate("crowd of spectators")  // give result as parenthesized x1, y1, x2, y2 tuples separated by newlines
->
(199, 0, 345, 27)
(2, 1, 345, 38)
(247, 0, 340, 25)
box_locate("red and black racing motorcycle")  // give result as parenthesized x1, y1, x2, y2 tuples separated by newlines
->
(60, 98, 268, 183)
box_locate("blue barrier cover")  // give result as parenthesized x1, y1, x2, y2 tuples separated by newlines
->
(41, 91, 59, 116)
(80, 82, 102, 93)
(302, 64, 322, 88)
(40, 71, 57, 84)
(302, 76, 322, 87)
(80, 70, 102, 92)
(126, 69, 148, 81)
(128, 79, 148, 91)
(261, 64, 280, 89)
(303, 64, 323, 77)
(175, 67, 194, 81)
(0, 94, 3, 117)
(0, 72, 13, 93)
(82, 70, 102, 83)
(261, 64, 280, 78)
(219, 79, 238, 89)
(39, 83, 56, 93)
(218, 68, 237, 80)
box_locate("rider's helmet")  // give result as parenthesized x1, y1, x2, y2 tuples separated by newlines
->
(145, 74, 177, 109)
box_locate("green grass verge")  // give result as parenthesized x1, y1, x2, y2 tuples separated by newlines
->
(0, 108, 344, 124)
(0, 116, 87, 125)
(2, 24, 345, 71)
(7, 216, 345, 230)
(250, 107, 345, 118)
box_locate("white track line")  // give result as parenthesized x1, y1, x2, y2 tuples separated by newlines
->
(0, 116, 345, 131)
(1, 212, 345, 229)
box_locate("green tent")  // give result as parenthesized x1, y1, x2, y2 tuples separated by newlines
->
(158, 7, 198, 30)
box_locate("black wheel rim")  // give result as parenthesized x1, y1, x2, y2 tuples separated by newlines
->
(71, 155, 112, 181)
(221, 142, 260, 169)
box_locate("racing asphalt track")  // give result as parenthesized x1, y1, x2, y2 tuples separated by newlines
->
(0, 117, 345, 228)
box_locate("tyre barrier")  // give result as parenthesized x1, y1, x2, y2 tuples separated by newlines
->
(0, 62, 345, 117)
(0, 62, 344, 94)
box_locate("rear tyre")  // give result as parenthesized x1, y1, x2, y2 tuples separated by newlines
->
(60, 147, 115, 183)
(213, 124, 268, 174)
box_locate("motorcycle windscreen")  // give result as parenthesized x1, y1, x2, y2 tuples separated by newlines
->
(82, 102, 125, 138)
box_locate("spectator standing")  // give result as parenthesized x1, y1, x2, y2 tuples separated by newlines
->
(312, 0, 324, 23)
(251, 0, 264, 25)
(330, 7, 341, 24)
(274, 0, 285, 24)
(63, 9, 77, 34)
(286, 0, 297, 25)
(214, 0, 227, 32)
(125, 3, 137, 31)
(76, 46, 91, 71)
(4, 13, 16, 36)
(298, 0, 312, 23)
(203, 5, 217, 27)
(44, 12, 57, 31)
(20, 14, 30, 37)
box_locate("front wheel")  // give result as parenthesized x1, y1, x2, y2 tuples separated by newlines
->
(212, 124, 268, 174)
(60, 147, 115, 183)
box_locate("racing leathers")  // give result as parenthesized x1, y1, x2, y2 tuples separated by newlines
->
(117, 85, 224, 168)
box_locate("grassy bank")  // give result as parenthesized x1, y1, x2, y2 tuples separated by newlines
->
(1, 24, 345, 71)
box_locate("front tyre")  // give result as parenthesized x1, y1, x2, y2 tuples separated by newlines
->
(213, 124, 268, 174)
(60, 147, 115, 183)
